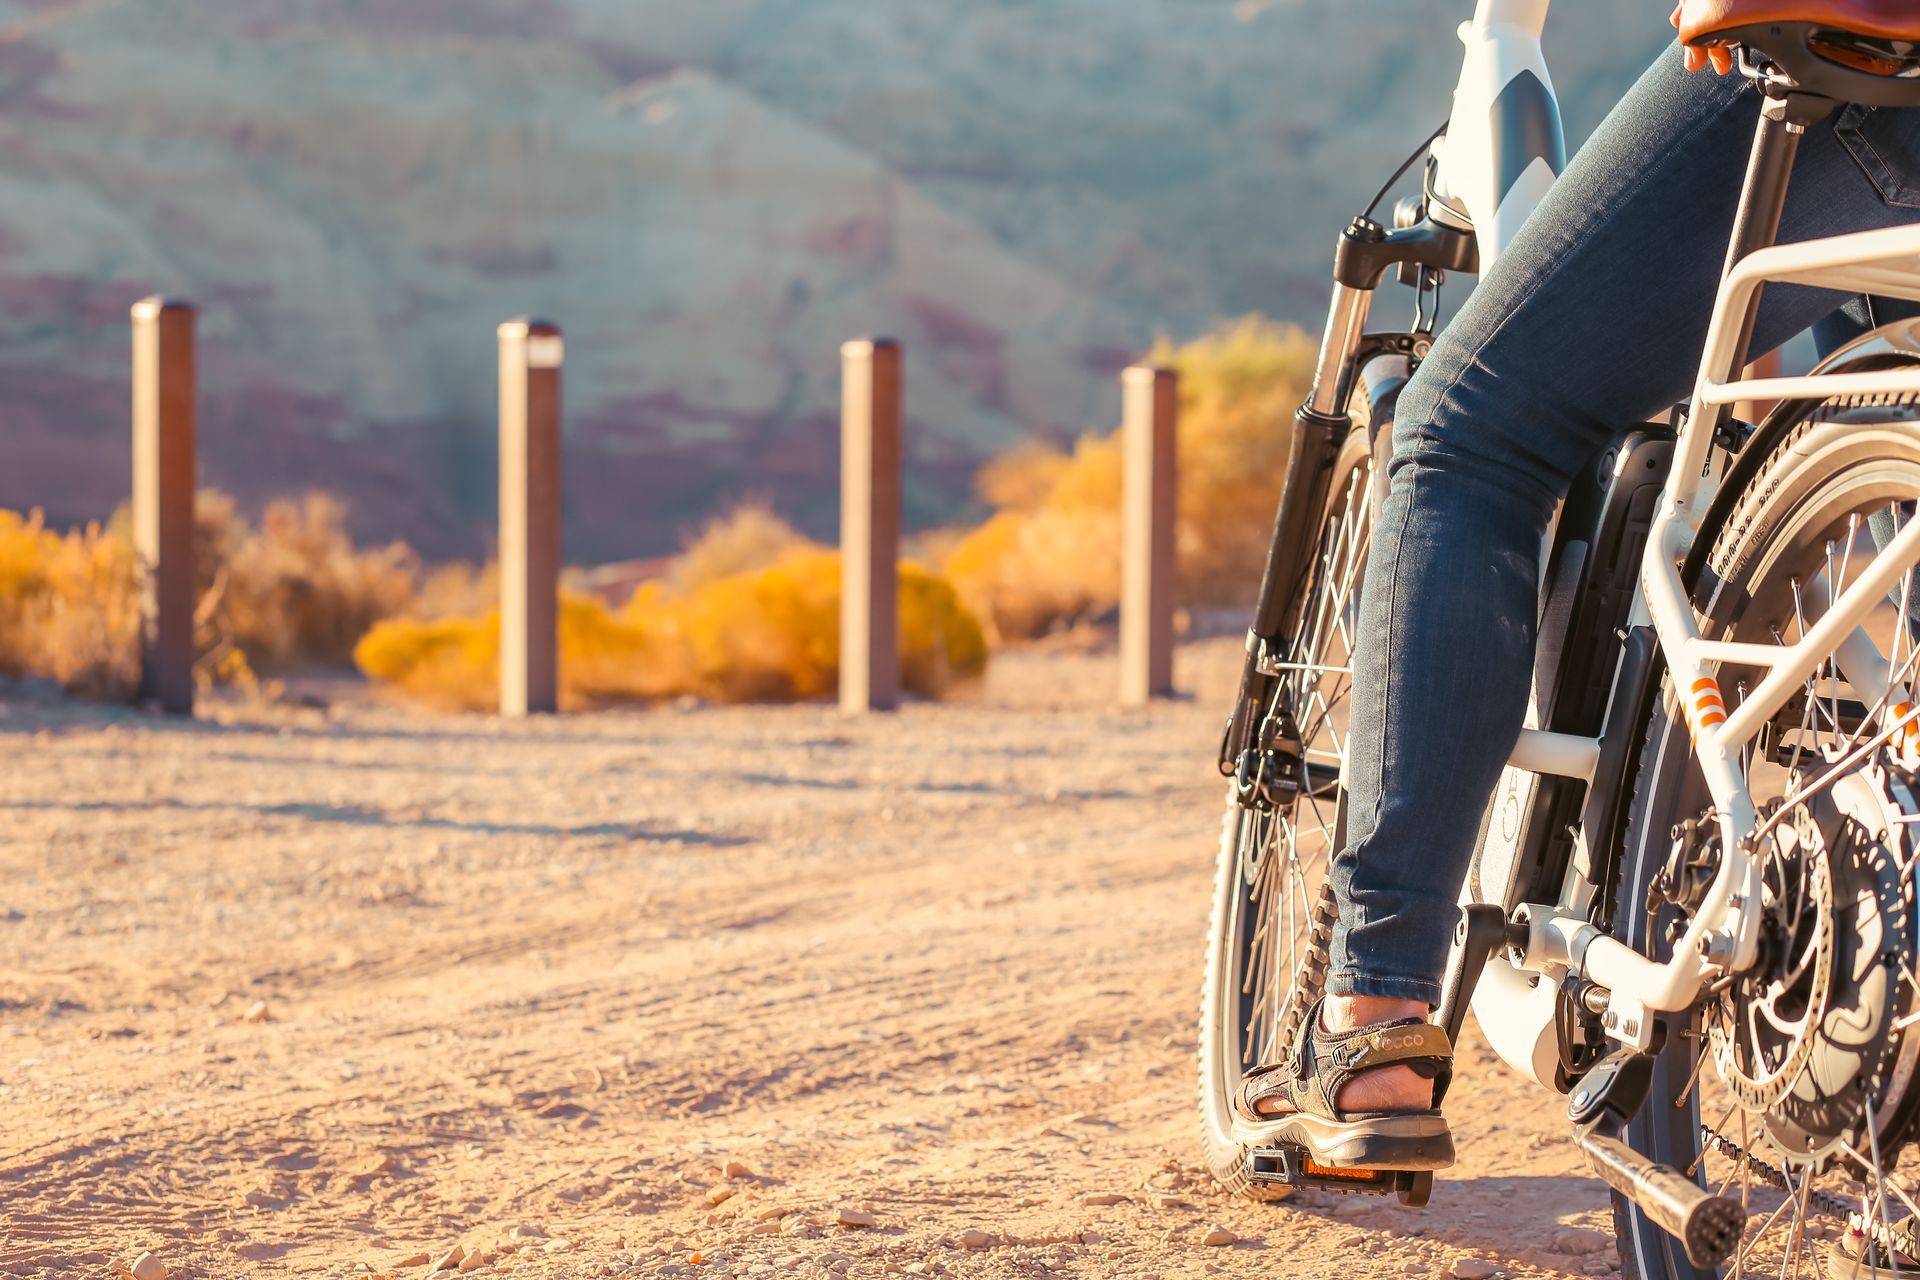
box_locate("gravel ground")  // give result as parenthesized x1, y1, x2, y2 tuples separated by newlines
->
(0, 639, 1618, 1280)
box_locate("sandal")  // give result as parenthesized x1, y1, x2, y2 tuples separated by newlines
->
(1233, 995, 1457, 1171)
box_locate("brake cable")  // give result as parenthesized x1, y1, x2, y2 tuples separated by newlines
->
(1361, 119, 1450, 222)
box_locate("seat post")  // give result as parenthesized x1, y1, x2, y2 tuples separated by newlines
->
(1720, 87, 1835, 374)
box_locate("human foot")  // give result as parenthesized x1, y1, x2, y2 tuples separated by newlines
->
(1252, 993, 1435, 1116)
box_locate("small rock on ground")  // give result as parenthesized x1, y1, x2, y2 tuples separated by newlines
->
(837, 1208, 878, 1228)
(130, 1255, 168, 1280)
(1550, 1228, 1614, 1257)
(1201, 1227, 1237, 1247)
(1451, 1261, 1500, 1280)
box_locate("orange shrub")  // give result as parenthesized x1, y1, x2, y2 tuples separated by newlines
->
(946, 315, 1316, 640)
(352, 610, 503, 710)
(0, 491, 418, 700)
(0, 508, 141, 697)
(354, 548, 987, 710)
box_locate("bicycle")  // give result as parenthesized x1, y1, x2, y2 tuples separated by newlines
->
(1194, 3, 1920, 1275)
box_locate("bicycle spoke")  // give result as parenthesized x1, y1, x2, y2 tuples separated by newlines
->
(1230, 447, 1375, 1074)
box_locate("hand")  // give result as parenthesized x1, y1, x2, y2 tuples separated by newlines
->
(1670, 2, 1735, 75)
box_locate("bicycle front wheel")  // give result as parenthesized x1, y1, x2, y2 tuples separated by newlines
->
(1197, 426, 1378, 1198)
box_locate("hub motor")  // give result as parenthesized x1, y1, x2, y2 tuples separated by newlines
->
(1705, 760, 1920, 1173)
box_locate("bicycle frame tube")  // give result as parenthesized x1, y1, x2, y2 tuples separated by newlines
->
(1429, 0, 1564, 271)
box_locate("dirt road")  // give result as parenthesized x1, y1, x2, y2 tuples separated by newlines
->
(0, 640, 1619, 1280)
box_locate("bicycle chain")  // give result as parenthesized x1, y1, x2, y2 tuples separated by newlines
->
(1699, 1124, 1860, 1223)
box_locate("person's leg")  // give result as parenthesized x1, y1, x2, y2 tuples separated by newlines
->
(1309, 53, 1920, 1110)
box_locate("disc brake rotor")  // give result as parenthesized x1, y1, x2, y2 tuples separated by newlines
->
(1708, 760, 1920, 1171)
(1711, 801, 1835, 1115)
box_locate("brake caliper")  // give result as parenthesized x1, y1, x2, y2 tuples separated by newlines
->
(1234, 704, 1306, 811)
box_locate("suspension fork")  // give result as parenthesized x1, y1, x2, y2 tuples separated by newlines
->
(1218, 292, 1373, 781)
(1220, 212, 1477, 778)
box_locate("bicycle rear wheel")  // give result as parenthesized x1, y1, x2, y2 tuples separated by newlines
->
(1613, 397, 1920, 1277)
(1198, 426, 1377, 1198)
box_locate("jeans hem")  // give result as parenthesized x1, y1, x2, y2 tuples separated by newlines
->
(1324, 970, 1442, 1007)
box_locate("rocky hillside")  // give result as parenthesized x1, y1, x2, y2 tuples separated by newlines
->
(0, 0, 1665, 561)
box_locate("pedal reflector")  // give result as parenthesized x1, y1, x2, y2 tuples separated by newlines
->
(1303, 1155, 1378, 1180)
(1247, 1145, 1400, 1195)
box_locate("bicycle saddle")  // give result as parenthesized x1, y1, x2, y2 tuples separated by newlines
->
(1679, 0, 1920, 106)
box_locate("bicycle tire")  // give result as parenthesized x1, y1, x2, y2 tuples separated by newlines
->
(1197, 425, 1378, 1198)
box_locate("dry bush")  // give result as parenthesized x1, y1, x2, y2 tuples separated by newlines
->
(945, 315, 1316, 640)
(198, 491, 418, 671)
(355, 547, 987, 710)
(975, 442, 1073, 513)
(0, 509, 140, 697)
(1150, 316, 1317, 602)
(414, 560, 497, 620)
(669, 502, 814, 593)
(0, 491, 418, 699)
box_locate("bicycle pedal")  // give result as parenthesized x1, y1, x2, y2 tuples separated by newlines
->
(1246, 1146, 1430, 1205)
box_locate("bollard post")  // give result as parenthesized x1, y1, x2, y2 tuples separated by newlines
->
(1120, 365, 1177, 707)
(131, 297, 196, 715)
(498, 318, 562, 717)
(839, 338, 902, 714)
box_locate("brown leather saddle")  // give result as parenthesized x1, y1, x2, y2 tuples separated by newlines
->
(1679, 0, 1920, 105)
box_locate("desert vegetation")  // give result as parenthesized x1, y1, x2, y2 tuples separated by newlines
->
(944, 315, 1313, 640)
(0, 316, 1314, 708)
(354, 508, 988, 711)
(0, 494, 413, 699)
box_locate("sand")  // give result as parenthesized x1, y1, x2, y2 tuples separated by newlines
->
(0, 639, 1619, 1280)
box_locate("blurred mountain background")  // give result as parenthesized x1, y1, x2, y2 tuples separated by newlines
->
(0, 0, 1666, 562)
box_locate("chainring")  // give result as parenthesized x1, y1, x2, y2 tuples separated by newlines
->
(1709, 760, 1920, 1172)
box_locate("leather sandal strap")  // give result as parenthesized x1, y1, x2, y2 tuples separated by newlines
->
(1287, 997, 1454, 1121)
(1233, 998, 1458, 1124)
(1235, 1061, 1297, 1117)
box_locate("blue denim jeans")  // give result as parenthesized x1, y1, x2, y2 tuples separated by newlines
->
(1328, 48, 1920, 1006)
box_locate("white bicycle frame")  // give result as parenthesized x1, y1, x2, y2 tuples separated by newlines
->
(1509, 223, 1920, 1052)
(1422, 0, 1920, 1066)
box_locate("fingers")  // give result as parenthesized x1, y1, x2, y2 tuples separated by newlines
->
(1673, 1, 1735, 75)
(1678, 38, 1735, 75)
